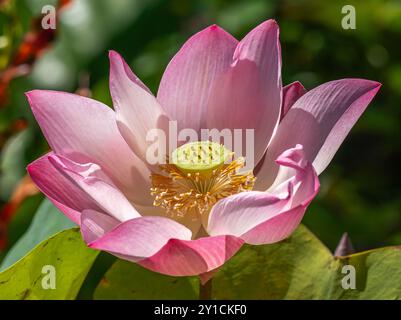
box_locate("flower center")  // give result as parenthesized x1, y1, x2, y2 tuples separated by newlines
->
(150, 141, 255, 219)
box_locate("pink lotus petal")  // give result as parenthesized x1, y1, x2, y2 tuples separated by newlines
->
(48, 154, 140, 222)
(240, 205, 307, 244)
(281, 81, 306, 120)
(109, 51, 170, 163)
(88, 216, 192, 262)
(157, 25, 238, 133)
(134, 204, 202, 236)
(207, 145, 319, 245)
(25, 90, 153, 207)
(84, 210, 243, 276)
(255, 79, 381, 190)
(208, 191, 285, 236)
(27, 153, 102, 225)
(131, 204, 203, 234)
(138, 235, 243, 276)
(207, 20, 282, 164)
(81, 209, 120, 243)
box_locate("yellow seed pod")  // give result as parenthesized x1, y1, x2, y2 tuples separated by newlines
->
(171, 141, 231, 174)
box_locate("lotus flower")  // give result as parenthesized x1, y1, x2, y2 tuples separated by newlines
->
(26, 20, 380, 280)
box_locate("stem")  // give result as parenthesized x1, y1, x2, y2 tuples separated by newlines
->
(199, 278, 213, 300)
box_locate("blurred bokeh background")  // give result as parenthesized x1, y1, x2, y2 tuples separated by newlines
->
(0, 0, 400, 265)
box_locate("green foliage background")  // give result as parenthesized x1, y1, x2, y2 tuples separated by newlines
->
(0, 0, 400, 299)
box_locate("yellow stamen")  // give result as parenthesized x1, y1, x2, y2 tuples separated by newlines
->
(150, 141, 255, 218)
